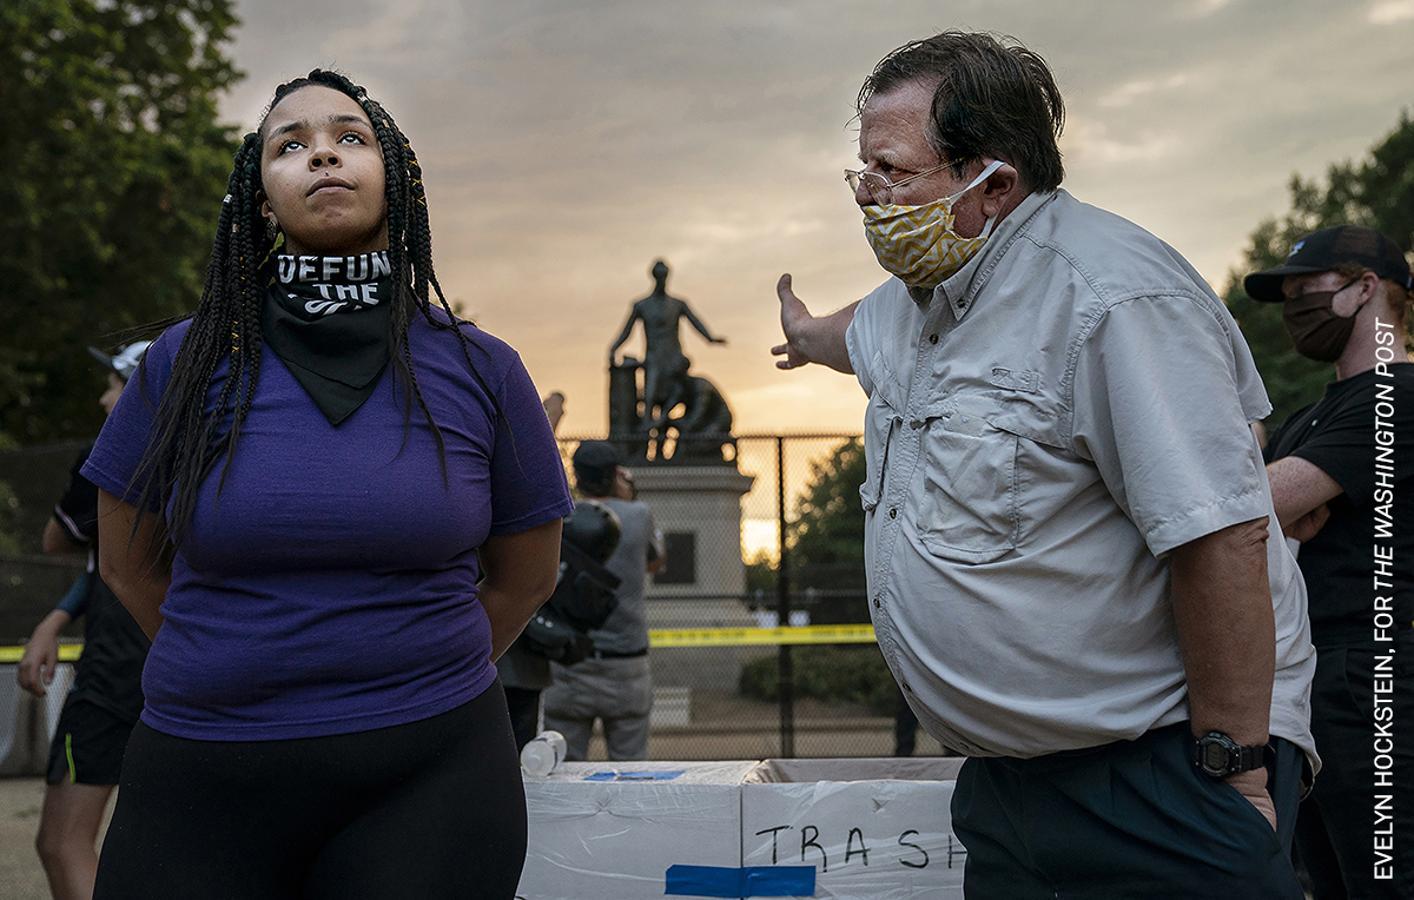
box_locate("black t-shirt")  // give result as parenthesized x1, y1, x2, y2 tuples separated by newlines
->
(1264, 363, 1414, 645)
(53, 444, 150, 722)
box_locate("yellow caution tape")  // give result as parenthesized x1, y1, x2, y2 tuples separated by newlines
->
(0, 644, 84, 664)
(0, 626, 876, 663)
(648, 624, 876, 647)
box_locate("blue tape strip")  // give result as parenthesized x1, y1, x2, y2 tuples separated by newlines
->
(742, 865, 816, 896)
(664, 864, 815, 898)
(582, 769, 686, 782)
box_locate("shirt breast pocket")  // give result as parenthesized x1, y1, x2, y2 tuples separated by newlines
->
(918, 398, 1020, 564)
(859, 362, 903, 514)
(854, 356, 910, 517)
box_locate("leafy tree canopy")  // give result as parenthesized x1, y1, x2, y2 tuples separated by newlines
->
(0, 0, 241, 445)
(744, 439, 868, 619)
(787, 437, 867, 592)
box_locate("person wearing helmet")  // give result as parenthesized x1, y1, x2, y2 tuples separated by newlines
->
(543, 441, 665, 761)
(17, 341, 152, 900)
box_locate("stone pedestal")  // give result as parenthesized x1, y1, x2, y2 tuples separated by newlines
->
(628, 465, 754, 599)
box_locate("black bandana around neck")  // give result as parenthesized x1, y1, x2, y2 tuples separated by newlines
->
(262, 251, 395, 425)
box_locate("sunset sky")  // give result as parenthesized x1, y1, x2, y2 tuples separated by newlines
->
(224, 0, 1414, 438)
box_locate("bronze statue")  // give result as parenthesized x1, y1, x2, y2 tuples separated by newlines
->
(608, 260, 735, 463)
(667, 374, 735, 462)
(609, 260, 726, 432)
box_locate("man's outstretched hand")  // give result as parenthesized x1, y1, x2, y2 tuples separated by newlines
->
(770, 274, 858, 374)
(772, 274, 815, 370)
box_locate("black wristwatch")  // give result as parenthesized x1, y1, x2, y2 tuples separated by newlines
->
(1192, 731, 1270, 779)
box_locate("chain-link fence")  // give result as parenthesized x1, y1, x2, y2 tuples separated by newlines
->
(1, 436, 947, 761)
(555, 433, 947, 761)
(0, 441, 89, 642)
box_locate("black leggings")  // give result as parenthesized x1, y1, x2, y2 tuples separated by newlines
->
(94, 685, 526, 900)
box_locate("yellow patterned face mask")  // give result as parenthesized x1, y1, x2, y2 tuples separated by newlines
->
(862, 160, 1004, 289)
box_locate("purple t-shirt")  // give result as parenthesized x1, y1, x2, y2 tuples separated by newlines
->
(82, 314, 571, 740)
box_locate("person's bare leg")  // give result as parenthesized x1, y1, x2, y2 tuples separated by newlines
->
(35, 781, 114, 900)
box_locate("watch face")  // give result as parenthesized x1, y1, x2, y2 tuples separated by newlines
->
(1202, 740, 1231, 773)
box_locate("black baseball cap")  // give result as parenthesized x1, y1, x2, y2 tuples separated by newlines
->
(571, 441, 620, 476)
(1244, 225, 1413, 303)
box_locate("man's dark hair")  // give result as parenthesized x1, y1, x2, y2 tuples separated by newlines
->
(574, 468, 616, 499)
(857, 31, 1065, 193)
(127, 69, 500, 546)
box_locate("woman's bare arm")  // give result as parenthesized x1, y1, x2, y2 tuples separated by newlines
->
(478, 518, 563, 661)
(96, 489, 171, 641)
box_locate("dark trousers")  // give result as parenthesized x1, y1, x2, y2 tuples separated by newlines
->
(1295, 642, 1414, 899)
(94, 688, 526, 900)
(894, 688, 920, 757)
(953, 723, 1305, 899)
(503, 684, 542, 751)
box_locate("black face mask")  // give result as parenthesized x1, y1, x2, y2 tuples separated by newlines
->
(1283, 279, 1360, 362)
(262, 251, 394, 425)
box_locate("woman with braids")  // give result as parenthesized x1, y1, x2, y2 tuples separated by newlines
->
(82, 70, 571, 898)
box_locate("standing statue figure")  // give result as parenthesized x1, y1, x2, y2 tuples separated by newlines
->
(609, 260, 727, 436)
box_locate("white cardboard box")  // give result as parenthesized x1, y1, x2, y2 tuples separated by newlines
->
(519, 760, 759, 900)
(741, 758, 966, 899)
(518, 757, 966, 899)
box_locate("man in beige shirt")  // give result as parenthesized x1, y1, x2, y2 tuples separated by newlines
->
(772, 31, 1315, 897)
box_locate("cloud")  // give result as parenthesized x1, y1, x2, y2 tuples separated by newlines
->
(223, 0, 1414, 434)
(1064, 117, 1177, 165)
(316, 0, 431, 59)
(1097, 72, 1194, 109)
(1368, 0, 1414, 23)
(1186, 0, 1234, 15)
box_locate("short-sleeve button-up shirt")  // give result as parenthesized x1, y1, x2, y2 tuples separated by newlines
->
(846, 189, 1317, 766)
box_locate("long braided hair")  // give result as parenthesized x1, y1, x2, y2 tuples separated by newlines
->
(129, 69, 499, 546)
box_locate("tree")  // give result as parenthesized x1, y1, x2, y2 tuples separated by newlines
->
(740, 437, 890, 709)
(739, 439, 867, 619)
(772, 437, 869, 624)
(787, 437, 867, 591)
(741, 439, 867, 618)
(0, 0, 241, 445)
(1224, 111, 1414, 425)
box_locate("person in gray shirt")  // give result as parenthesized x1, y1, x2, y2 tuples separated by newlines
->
(771, 31, 1315, 898)
(543, 441, 665, 761)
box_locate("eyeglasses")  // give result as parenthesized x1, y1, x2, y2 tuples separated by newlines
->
(844, 162, 951, 206)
